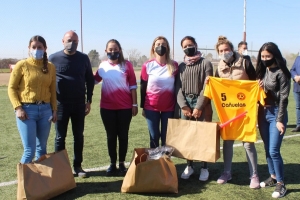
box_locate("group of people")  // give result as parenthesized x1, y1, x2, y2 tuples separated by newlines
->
(8, 30, 292, 198)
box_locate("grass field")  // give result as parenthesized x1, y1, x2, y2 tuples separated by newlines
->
(0, 84, 299, 200)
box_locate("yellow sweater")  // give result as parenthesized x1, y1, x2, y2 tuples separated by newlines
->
(8, 57, 57, 111)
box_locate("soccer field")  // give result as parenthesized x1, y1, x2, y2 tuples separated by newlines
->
(0, 85, 299, 200)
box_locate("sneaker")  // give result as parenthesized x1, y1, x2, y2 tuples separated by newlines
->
(250, 175, 260, 189)
(291, 126, 300, 132)
(199, 168, 209, 181)
(260, 176, 277, 188)
(106, 164, 117, 176)
(74, 167, 88, 178)
(119, 163, 127, 175)
(272, 183, 287, 198)
(181, 166, 194, 179)
(217, 172, 232, 184)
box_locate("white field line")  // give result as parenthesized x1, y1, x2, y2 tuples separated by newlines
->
(1, 133, 300, 187)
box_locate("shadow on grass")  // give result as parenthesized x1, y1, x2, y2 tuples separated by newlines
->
(286, 124, 297, 129)
(286, 189, 300, 196)
(175, 161, 300, 187)
(51, 180, 124, 199)
(51, 162, 300, 199)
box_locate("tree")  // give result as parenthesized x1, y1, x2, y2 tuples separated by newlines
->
(126, 49, 141, 67)
(88, 50, 100, 68)
(137, 55, 148, 67)
(284, 52, 298, 68)
(0, 58, 19, 70)
(205, 53, 213, 61)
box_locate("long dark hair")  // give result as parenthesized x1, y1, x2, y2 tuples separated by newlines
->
(29, 35, 48, 74)
(256, 42, 291, 80)
(106, 39, 125, 65)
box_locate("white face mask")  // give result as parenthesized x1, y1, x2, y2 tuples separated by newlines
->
(242, 50, 248, 56)
(219, 51, 233, 62)
(30, 49, 44, 60)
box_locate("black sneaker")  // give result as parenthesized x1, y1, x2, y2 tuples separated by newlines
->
(106, 164, 117, 176)
(119, 163, 127, 175)
(260, 177, 277, 188)
(74, 167, 88, 178)
(272, 183, 287, 198)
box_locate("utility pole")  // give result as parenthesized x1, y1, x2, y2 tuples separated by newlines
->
(243, 0, 246, 42)
(80, 0, 83, 52)
(172, 0, 175, 59)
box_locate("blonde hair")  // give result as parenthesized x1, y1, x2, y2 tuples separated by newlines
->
(150, 36, 176, 76)
(215, 35, 234, 54)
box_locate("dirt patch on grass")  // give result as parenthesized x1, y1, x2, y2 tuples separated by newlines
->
(0, 73, 10, 86)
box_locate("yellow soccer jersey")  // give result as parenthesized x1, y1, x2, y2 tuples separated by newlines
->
(204, 77, 266, 142)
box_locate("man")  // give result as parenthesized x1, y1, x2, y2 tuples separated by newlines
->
(49, 31, 94, 177)
(290, 56, 300, 132)
(238, 41, 251, 62)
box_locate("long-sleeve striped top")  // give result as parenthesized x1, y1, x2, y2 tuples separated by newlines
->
(176, 58, 213, 110)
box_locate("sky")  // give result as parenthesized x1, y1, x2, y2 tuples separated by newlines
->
(0, 0, 300, 61)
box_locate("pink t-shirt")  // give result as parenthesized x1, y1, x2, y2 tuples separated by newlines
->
(94, 60, 137, 110)
(141, 59, 178, 111)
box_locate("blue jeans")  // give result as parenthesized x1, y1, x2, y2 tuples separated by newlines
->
(55, 103, 86, 167)
(16, 103, 52, 164)
(144, 109, 174, 148)
(258, 105, 288, 182)
(294, 92, 300, 126)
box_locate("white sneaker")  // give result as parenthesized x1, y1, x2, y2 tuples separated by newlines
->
(181, 166, 194, 179)
(199, 168, 209, 181)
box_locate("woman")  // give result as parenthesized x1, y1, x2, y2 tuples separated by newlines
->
(175, 36, 213, 181)
(256, 42, 290, 198)
(94, 39, 138, 176)
(214, 36, 260, 189)
(8, 35, 57, 164)
(140, 36, 178, 148)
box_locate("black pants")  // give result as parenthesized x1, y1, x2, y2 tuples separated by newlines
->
(100, 108, 132, 163)
(55, 103, 86, 167)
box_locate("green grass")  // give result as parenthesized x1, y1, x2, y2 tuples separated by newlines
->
(0, 85, 299, 200)
(0, 69, 11, 73)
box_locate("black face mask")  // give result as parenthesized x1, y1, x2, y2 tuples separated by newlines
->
(183, 47, 196, 57)
(107, 52, 120, 60)
(155, 46, 167, 56)
(262, 58, 275, 67)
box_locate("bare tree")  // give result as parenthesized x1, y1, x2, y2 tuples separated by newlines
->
(284, 52, 298, 68)
(205, 53, 213, 61)
(126, 49, 141, 67)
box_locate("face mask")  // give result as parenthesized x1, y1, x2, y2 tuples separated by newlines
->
(219, 51, 233, 62)
(242, 50, 248, 56)
(262, 58, 275, 67)
(155, 46, 167, 56)
(183, 46, 196, 57)
(30, 49, 44, 59)
(64, 41, 78, 53)
(107, 52, 120, 60)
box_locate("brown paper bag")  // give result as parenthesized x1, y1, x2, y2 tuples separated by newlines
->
(17, 150, 76, 200)
(166, 119, 220, 162)
(121, 148, 178, 193)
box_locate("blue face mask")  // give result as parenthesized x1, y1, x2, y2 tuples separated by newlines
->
(30, 49, 44, 59)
